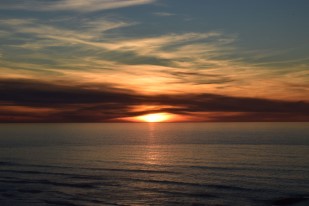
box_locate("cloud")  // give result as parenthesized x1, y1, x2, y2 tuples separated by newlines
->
(153, 12, 175, 17)
(0, 78, 308, 122)
(0, 17, 133, 41)
(0, 0, 156, 12)
(1, 1, 308, 123)
(1, 18, 225, 60)
(0, 18, 240, 89)
(1, 16, 308, 103)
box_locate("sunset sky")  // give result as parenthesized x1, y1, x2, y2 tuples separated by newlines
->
(0, 0, 308, 122)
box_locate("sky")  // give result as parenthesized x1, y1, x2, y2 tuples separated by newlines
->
(0, 0, 308, 122)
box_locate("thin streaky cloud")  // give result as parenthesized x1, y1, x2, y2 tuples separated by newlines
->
(153, 12, 175, 17)
(1, 18, 308, 96)
(0, 18, 134, 40)
(0, 0, 156, 12)
(1, 16, 307, 101)
(2, 18, 233, 69)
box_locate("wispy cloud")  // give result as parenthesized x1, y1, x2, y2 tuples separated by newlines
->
(0, 0, 156, 12)
(1, 16, 308, 102)
(0, 17, 134, 40)
(153, 12, 175, 17)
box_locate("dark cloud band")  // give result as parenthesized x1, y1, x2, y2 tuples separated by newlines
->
(0, 78, 308, 122)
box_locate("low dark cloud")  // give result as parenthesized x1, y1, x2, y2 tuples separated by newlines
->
(0, 78, 308, 122)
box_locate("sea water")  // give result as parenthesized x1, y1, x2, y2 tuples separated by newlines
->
(0, 123, 308, 205)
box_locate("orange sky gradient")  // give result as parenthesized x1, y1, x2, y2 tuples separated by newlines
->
(0, 0, 308, 122)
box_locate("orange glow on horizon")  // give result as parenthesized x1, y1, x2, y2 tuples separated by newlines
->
(136, 113, 171, 122)
(115, 112, 202, 122)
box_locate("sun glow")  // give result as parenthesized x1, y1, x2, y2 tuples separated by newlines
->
(137, 113, 171, 122)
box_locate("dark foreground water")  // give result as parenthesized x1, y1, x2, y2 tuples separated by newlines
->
(0, 123, 308, 206)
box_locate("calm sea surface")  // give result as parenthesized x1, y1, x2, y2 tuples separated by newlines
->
(0, 123, 308, 205)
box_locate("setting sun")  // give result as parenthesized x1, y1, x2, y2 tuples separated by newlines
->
(137, 113, 171, 122)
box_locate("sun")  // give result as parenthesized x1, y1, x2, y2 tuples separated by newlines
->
(137, 113, 170, 122)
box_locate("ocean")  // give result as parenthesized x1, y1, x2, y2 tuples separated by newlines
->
(0, 123, 308, 205)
